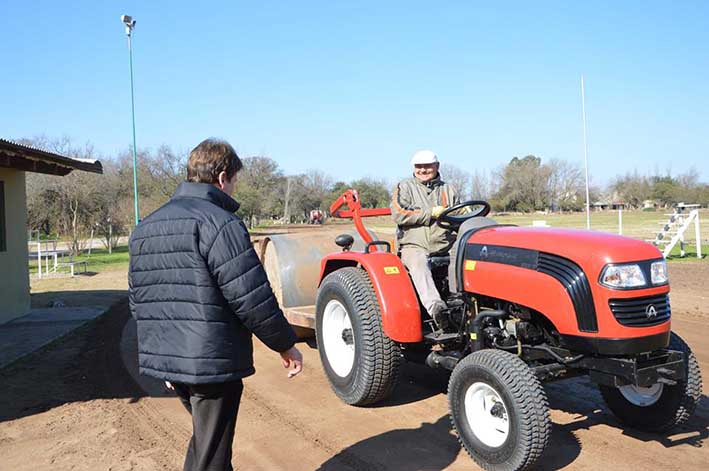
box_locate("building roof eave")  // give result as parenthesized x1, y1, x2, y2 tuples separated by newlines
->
(0, 138, 103, 176)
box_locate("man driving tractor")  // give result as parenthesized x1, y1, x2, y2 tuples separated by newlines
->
(390, 149, 460, 330)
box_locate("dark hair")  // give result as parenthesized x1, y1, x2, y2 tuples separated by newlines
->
(186, 138, 243, 184)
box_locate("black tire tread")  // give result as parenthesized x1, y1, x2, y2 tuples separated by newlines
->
(448, 350, 551, 471)
(317, 267, 401, 405)
(672, 333, 704, 429)
(599, 331, 702, 432)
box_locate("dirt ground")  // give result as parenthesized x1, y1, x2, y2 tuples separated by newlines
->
(0, 262, 707, 470)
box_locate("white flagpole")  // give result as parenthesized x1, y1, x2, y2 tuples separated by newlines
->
(581, 75, 591, 230)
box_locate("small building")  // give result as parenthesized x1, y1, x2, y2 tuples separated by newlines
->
(592, 201, 627, 211)
(643, 199, 657, 209)
(0, 139, 102, 324)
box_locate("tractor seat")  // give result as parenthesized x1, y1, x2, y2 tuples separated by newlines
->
(427, 254, 450, 270)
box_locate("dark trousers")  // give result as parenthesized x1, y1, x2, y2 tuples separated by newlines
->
(173, 380, 244, 471)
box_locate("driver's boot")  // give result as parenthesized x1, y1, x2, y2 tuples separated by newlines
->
(446, 292, 465, 309)
(431, 303, 451, 332)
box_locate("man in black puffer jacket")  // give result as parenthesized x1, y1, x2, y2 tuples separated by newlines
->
(128, 138, 302, 471)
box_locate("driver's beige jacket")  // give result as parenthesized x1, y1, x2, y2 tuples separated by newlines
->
(390, 175, 460, 254)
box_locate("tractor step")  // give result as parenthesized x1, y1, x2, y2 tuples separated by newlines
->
(423, 331, 461, 343)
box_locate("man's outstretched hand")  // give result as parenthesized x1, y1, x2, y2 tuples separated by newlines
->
(279, 346, 303, 378)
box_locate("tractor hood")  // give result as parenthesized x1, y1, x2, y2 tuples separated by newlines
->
(467, 226, 664, 267)
(461, 225, 670, 342)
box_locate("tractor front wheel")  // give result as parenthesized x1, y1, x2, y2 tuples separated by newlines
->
(448, 350, 551, 471)
(599, 332, 702, 432)
(315, 267, 401, 406)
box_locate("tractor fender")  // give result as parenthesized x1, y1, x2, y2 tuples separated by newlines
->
(320, 251, 423, 343)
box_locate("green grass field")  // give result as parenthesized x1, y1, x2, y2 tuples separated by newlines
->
(494, 209, 708, 241)
(29, 245, 131, 275)
(366, 208, 708, 261)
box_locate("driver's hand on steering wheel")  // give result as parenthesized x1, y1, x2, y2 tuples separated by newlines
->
(431, 205, 447, 219)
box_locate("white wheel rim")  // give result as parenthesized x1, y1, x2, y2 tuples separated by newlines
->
(464, 382, 510, 448)
(322, 299, 355, 377)
(619, 383, 664, 407)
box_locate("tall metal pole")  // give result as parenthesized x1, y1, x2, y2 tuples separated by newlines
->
(124, 17, 140, 225)
(695, 211, 702, 259)
(581, 75, 591, 230)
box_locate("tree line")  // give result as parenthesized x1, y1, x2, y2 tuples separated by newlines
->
(608, 170, 708, 209)
(21, 137, 708, 254)
(21, 137, 393, 253)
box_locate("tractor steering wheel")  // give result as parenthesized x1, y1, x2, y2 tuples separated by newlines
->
(437, 200, 491, 230)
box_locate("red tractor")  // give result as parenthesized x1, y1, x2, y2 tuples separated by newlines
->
(263, 190, 702, 471)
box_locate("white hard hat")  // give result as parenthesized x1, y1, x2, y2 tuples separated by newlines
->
(411, 150, 438, 165)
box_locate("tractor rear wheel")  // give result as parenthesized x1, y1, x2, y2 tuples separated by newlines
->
(599, 332, 702, 432)
(315, 267, 401, 406)
(448, 350, 551, 471)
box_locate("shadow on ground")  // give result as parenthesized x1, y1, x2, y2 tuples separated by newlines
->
(316, 415, 461, 471)
(546, 375, 708, 450)
(374, 362, 450, 407)
(30, 289, 126, 309)
(316, 361, 706, 470)
(0, 299, 171, 424)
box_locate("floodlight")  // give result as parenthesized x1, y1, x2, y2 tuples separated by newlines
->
(121, 14, 136, 35)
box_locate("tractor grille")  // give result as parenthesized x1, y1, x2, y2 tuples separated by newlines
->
(609, 294, 671, 327)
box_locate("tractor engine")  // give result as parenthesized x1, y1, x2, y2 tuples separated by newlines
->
(485, 303, 548, 348)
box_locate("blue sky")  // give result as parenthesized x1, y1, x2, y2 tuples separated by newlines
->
(3, 1, 707, 186)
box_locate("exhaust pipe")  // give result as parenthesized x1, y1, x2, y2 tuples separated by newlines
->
(426, 351, 462, 371)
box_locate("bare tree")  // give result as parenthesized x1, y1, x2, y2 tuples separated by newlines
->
(24, 137, 102, 254)
(610, 170, 651, 209)
(282, 170, 335, 222)
(234, 156, 285, 227)
(282, 176, 293, 222)
(440, 163, 470, 200)
(149, 145, 188, 199)
(301, 169, 333, 210)
(92, 161, 130, 253)
(547, 159, 584, 211)
(470, 169, 495, 201)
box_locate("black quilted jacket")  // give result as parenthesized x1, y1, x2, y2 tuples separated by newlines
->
(128, 182, 296, 384)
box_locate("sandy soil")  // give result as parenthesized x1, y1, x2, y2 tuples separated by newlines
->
(29, 269, 129, 309)
(0, 262, 707, 471)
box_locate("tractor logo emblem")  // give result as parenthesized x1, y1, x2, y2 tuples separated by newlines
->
(646, 305, 658, 319)
(480, 246, 489, 259)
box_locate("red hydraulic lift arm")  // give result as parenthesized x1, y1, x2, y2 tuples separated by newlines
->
(329, 189, 391, 244)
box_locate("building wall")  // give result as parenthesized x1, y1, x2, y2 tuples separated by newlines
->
(0, 168, 30, 324)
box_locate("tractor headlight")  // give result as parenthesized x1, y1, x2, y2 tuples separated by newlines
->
(650, 260, 668, 285)
(600, 264, 647, 288)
